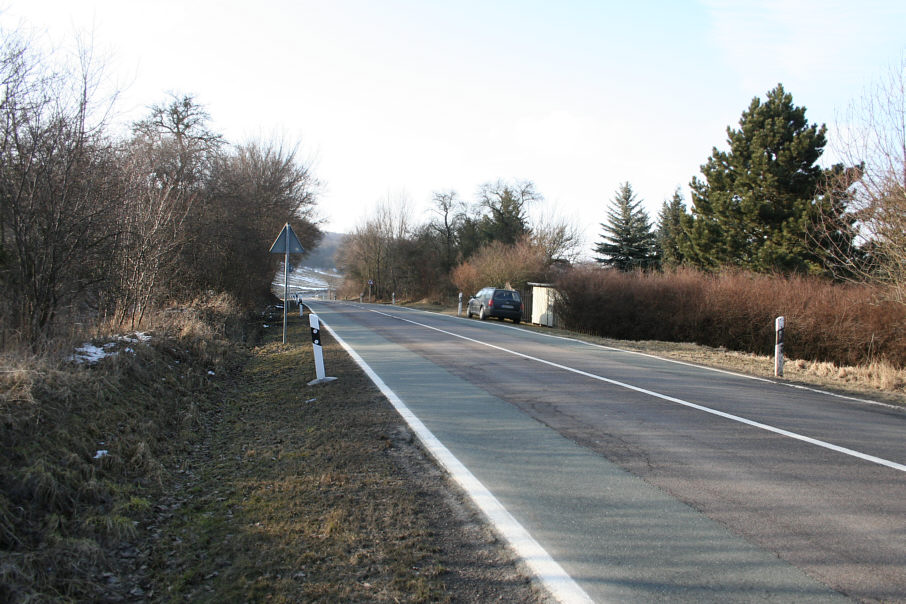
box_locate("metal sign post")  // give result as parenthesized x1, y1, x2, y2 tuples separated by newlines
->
(269, 223, 305, 343)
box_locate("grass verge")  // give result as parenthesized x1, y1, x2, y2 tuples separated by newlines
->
(1, 299, 546, 602)
(147, 307, 544, 602)
(0, 296, 249, 602)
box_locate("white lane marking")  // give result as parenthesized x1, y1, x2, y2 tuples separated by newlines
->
(393, 304, 901, 410)
(310, 305, 595, 604)
(367, 306, 906, 474)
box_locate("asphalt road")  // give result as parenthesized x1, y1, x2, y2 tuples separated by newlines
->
(304, 300, 906, 603)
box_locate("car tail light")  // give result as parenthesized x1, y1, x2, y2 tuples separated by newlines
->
(488, 299, 494, 308)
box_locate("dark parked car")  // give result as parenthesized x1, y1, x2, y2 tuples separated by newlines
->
(467, 287, 523, 323)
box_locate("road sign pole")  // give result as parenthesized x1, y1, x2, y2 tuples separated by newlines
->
(269, 222, 306, 344)
(283, 246, 289, 343)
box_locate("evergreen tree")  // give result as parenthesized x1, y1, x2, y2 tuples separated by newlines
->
(595, 182, 658, 271)
(686, 84, 844, 273)
(657, 188, 690, 269)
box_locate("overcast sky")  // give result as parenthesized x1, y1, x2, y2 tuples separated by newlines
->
(3, 1, 905, 255)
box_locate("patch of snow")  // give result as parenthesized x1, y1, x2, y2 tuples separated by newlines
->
(272, 264, 342, 292)
(94, 450, 109, 459)
(70, 343, 115, 364)
(69, 332, 153, 364)
(119, 332, 152, 344)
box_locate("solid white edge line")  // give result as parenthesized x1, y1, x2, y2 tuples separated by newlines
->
(366, 306, 906, 474)
(310, 306, 596, 604)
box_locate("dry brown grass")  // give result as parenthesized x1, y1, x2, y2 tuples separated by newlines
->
(791, 358, 905, 394)
(0, 297, 252, 602)
(546, 331, 906, 406)
(1, 300, 546, 603)
(138, 307, 544, 602)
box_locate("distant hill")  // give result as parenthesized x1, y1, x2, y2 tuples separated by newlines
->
(304, 231, 346, 269)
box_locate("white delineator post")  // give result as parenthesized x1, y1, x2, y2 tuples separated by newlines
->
(775, 316, 785, 377)
(308, 313, 337, 385)
(458, 292, 463, 316)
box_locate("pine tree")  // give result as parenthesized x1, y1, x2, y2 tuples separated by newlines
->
(657, 188, 690, 269)
(595, 182, 658, 271)
(686, 84, 842, 273)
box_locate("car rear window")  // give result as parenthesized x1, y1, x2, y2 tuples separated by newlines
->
(493, 290, 520, 302)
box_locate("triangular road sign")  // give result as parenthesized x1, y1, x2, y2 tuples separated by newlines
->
(269, 223, 305, 254)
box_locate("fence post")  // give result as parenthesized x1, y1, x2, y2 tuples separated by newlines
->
(774, 316, 785, 377)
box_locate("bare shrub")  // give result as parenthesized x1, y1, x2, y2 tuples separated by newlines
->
(450, 261, 482, 298)
(451, 237, 548, 295)
(555, 266, 906, 367)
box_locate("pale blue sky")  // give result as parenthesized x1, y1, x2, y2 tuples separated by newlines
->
(3, 1, 905, 253)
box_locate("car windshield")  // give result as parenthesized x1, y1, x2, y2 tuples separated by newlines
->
(493, 290, 519, 302)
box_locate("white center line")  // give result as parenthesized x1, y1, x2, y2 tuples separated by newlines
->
(369, 306, 906, 474)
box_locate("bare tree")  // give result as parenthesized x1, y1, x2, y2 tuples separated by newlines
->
(532, 210, 584, 264)
(820, 58, 906, 302)
(99, 95, 224, 325)
(107, 143, 194, 326)
(202, 138, 322, 305)
(337, 195, 414, 299)
(131, 93, 223, 193)
(0, 31, 120, 343)
(428, 190, 464, 273)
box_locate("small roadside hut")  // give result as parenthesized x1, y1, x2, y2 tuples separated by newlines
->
(527, 282, 559, 327)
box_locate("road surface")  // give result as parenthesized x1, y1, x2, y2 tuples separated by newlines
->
(304, 300, 906, 603)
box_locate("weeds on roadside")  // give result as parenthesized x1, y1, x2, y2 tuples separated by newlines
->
(0, 295, 251, 602)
